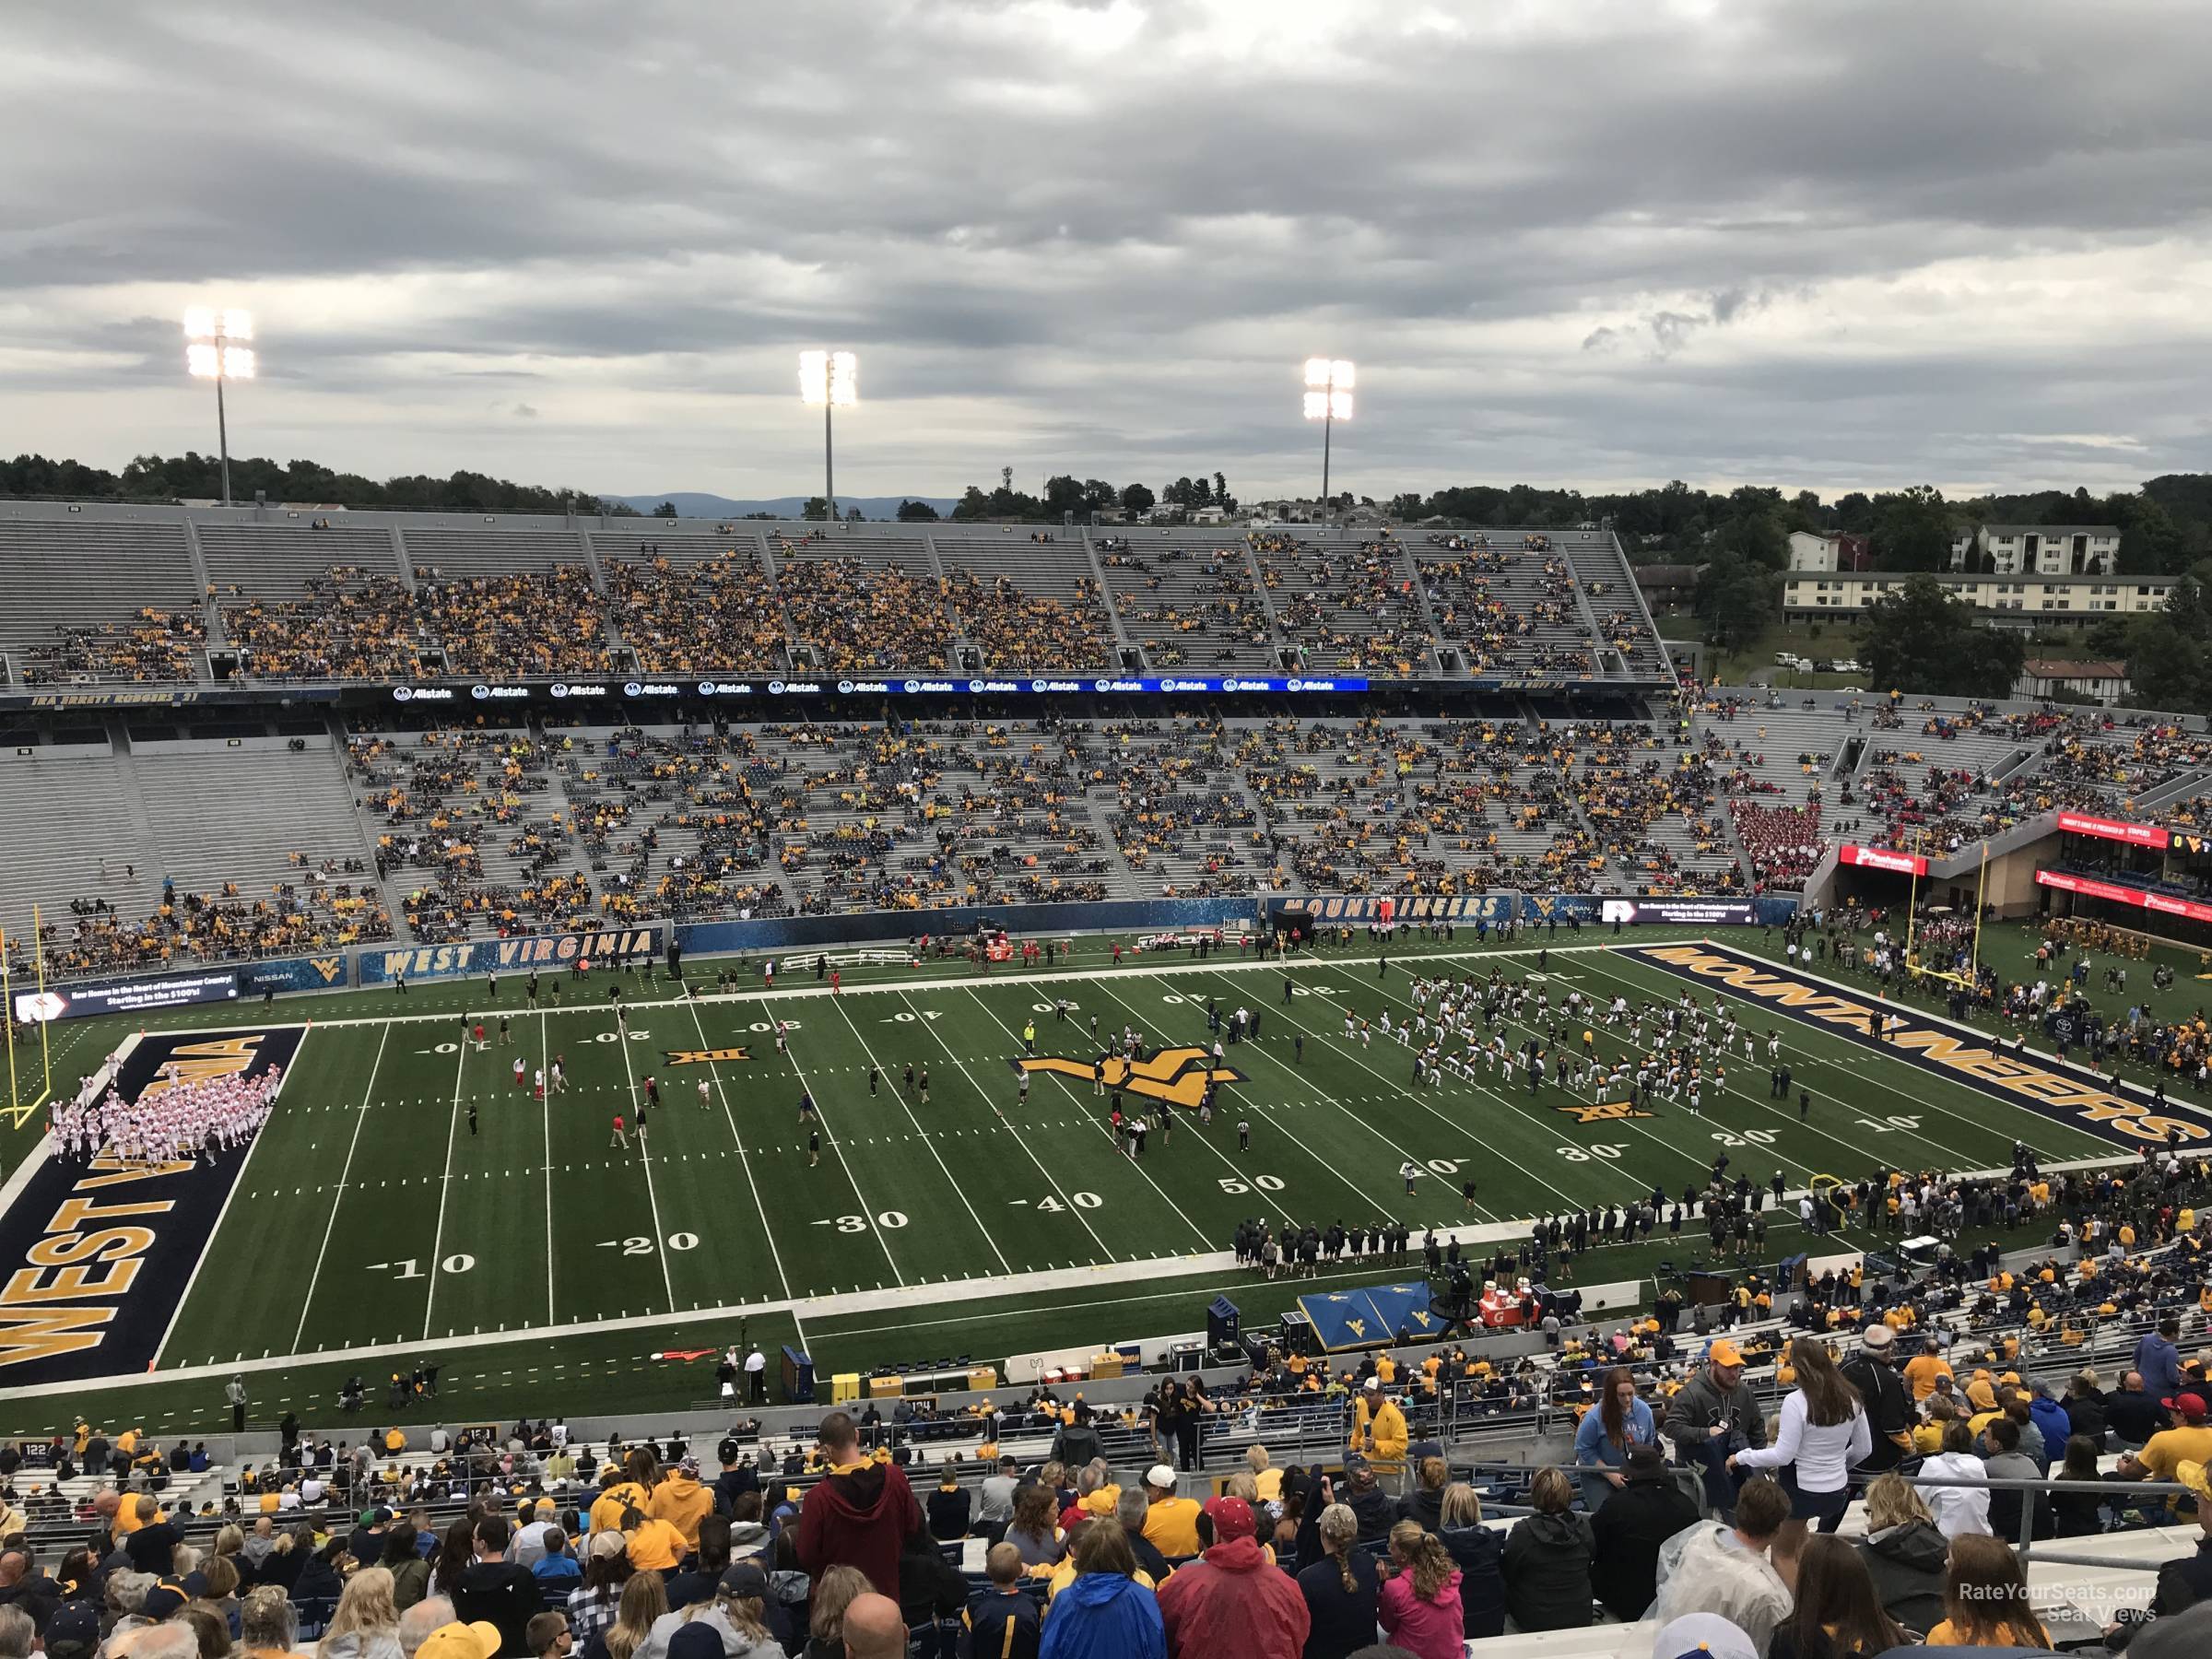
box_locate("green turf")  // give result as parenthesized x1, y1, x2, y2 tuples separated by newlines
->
(0, 920, 2182, 1433)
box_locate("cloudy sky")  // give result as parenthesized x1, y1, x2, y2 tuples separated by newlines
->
(6, 0, 2211, 503)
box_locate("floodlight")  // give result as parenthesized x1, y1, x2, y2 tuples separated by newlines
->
(183, 301, 255, 505)
(799, 348, 858, 517)
(1299, 355, 1356, 528)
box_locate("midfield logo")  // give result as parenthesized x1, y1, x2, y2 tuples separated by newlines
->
(1018, 1045, 1243, 1108)
(1556, 1099, 1653, 1124)
(665, 1046, 752, 1065)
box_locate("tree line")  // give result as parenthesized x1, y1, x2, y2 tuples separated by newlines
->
(1, 452, 622, 516)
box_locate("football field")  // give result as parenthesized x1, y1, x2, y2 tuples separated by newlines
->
(1, 927, 2196, 1429)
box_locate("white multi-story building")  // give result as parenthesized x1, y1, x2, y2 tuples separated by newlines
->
(1783, 570, 2170, 623)
(1947, 524, 2121, 576)
(1786, 530, 1872, 572)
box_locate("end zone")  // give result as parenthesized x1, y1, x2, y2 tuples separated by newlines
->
(0, 1027, 300, 1385)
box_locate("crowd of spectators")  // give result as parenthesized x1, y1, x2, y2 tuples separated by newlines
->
(414, 569, 613, 679)
(601, 554, 787, 676)
(34, 875, 390, 978)
(220, 569, 419, 682)
(1729, 803, 1827, 893)
(1253, 537, 1433, 677)
(944, 571, 1113, 672)
(773, 557, 951, 675)
(1103, 547, 1272, 670)
(22, 612, 209, 686)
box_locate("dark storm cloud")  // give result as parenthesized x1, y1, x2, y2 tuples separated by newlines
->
(4, 0, 2210, 496)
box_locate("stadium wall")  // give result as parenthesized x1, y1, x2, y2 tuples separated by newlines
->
(1270, 893, 1801, 928)
(27, 893, 1801, 1011)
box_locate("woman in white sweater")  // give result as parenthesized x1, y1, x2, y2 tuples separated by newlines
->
(1728, 1337, 1873, 1533)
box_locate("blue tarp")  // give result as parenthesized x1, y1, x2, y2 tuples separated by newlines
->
(1296, 1280, 1442, 1352)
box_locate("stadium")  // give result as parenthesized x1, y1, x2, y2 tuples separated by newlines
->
(9, 4, 2212, 1654)
(0, 494, 2209, 1656)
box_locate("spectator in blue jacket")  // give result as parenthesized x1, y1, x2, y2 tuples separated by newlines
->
(2027, 1383, 2072, 1475)
(1573, 1368, 1656, 1511)
(1039, 1524, 1162, 1659)
(2137, 1320, 2183, 1405)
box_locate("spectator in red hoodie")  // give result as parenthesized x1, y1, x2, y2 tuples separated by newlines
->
(794, 1413, 920, 1601)
(1154, 1497, 1309, 1659)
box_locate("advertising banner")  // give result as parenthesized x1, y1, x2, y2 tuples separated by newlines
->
(13, 970, 241, 1024)
(2056, 811, 2171, 851)
(1597, 898, 1759, 926)
(1838, 844, 1929, 877)
(2036, 868, 2212, 924)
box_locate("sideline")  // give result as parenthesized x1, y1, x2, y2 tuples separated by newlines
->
(0, 1147, 2125, 1406)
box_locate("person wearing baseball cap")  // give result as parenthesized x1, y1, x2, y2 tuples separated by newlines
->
(1138, 1465, 1200, 1559)
(1665, 1337, 1767, 1518)
(42, 1602, 102, 1659)
(2121, 1391, 2212, 1490)
(1840, 1323, 1912, 1472)
(413, 1621, 503, 1659)
(139, 1583, 191, 1622)
(1155, 1496, 1309, 1659)
(1649, 1611, 1759, 1659)
(2105, 1458, 2212, 1653)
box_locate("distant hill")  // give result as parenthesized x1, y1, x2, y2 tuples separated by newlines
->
(605, 492, 959, 520)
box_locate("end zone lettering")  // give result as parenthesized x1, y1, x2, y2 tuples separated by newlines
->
(0, 1028, 300, 1383)
(1627, 941, 2207, 1150)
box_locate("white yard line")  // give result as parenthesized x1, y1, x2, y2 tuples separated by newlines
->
(614, 1007, 679, 1312)
(681, 994, 794, 1301)
(751, 998, 906, 1289)
(824, 994, 1011, 1276)
(1312, 956, 1816, 1193)
(1268, 961, 1599, 1210)
(156, 1027, 309, 1367)
(1086, 974, 1424, 1223)
(1574, 950, 2064, 1170)
(292, 1022, 392, 1351)
(419, 1027, 471, 1340)
(540, 1011, 557, 1327)
(952, 987, 1214, 1254)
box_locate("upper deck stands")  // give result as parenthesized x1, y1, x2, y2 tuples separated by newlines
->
(0, 519, 205, 684)
(769, 534, 955, 674)
(599, 547, 789, 676)
(937, 537, 1115, 671)
(1095, 536, 1277, 672)
(1250, 533, 1436, 676)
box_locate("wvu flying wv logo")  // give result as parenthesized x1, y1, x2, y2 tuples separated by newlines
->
(1018, 1046, 1242, 1109)
(309, 958, 343, 985)
(665, 1046, 751, 1066)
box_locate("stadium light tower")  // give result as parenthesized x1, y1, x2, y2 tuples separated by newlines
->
(1301, 358, 1354, 530)
(184, 308, 255, 508)
(798, 349, 857, 521)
